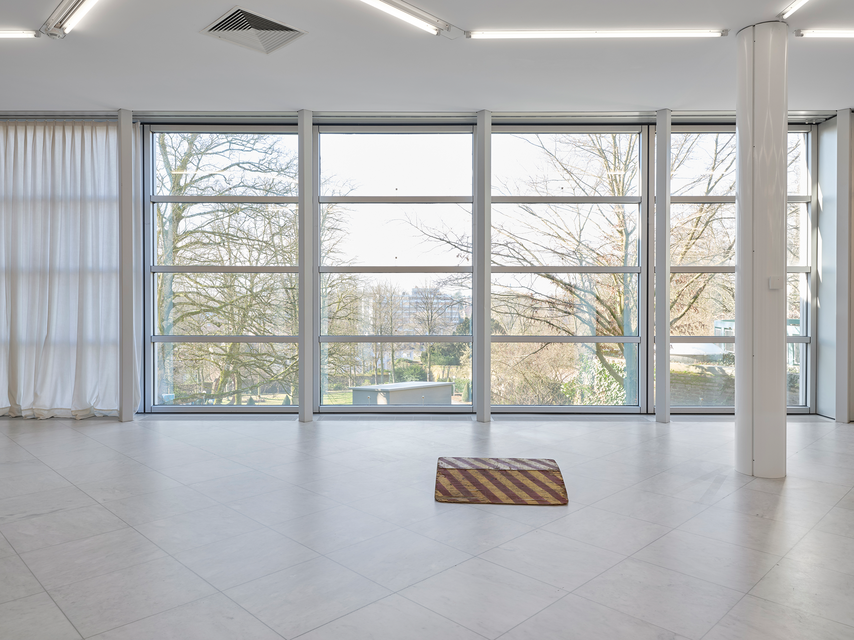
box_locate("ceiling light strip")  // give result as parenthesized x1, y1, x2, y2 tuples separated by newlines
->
(357, 0, 448, 35)
(466, 30, 729, 39)
(41, 0, 101, 39)
(795, 30, 854, 38)
(0, 31, 40, 38)
(779, 0, 813, 20)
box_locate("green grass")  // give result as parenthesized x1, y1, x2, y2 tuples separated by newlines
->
(322, 390, 353, 405)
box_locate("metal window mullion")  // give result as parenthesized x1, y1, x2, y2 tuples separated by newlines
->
(143, 125, 154, 414)
(786, 266, 811, 273)
(669, 266, 735, 274)
(646, 124, 656, 414)
(149, 125, 298, 133)
(298, 110, 314, 422)
(492, 125, 643, 134)
(492, 405, 642, 414)
(787, 336, 810, 344)
(152, 336, 299, 343)
(669, 336, 735, 344)
(319, 266, 472, 274)
(316, 125, 474, 134)
(639, 125, 651, 414)
(319, 335, 472, 343)
(492, 266, 640, 274)
(809, 124, 819, 413)
(670, 196, 736, 204)
(151, 266, 299, 274)
(492, 196, 640, 204)
(787, 196, 811, 204)
(655, 110, 671, 423)
(312, 124, 322, 415)
(491, 336, 640, 344)
(671, 124, 736, 133)
(318, 196, 471, 204)
(150, 196, 299, 204)
(474, 110, 491, 422)
(119, 110, 135, 422)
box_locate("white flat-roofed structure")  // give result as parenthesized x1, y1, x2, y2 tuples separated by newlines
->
(351, 381, 454, 405)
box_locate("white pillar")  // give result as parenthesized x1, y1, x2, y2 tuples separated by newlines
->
(118, 109, 136, 422)
(474, 110, 491, 422)
(655, 109, 671, 423)
(735, 22, 788, 477)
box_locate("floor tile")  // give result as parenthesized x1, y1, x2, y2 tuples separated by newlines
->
(750, 558, 854, 627)
(348, 484, 457, 526)
(188, 471, 291, 503)
(271, 504, 399, 554)
(225, 556, 391, 638)
(157, 458, 253, 485)
(815, 506, 854, 538)
(0, 460, 54, 480)
(226, 446, 312, 470)
(747, 476, 852, 507)
(48, 557, 216, 638)
(575, 558, 743, 639)
(327, 528, 471, 590)
(400, 557, 566, 639)
(21, 528, 167, 589)
(677, 506, 811, 556)
(542, 506, 670, 555)
(410, 507, 533, 555)
(501, 593, 688, 640)
(0, 486, 97, 526)
(298, 594, 484, 640)
(134, 504, 264, 554)
(37, 447, 131, 471)
(632, 529, 781, 592)
(0, 470, 71, 500)
(55, 459, 151, 485)
(101, 486, 218, 526)
(785, 529, 854, 576)
(837, 489, 854, 511)
(0, 504, 127, 553)
(592, 488, 708, 528)
(0, 531, 14, 558)
(0, 593, 81, 640)
(88, 593, 282, 640)
(174, 527, 318, 590)
(479, 529, 624, 591)
(76, 470, 182, 503)
(703, 594, 854, 640)
(226, 486, 339, 526)
(714, 487, 833, 527)
(0, 554, 44, 604)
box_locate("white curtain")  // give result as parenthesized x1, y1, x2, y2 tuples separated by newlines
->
(0, 120, 136, 419)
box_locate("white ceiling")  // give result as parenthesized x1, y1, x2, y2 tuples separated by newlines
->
(1, 0, 853, 113)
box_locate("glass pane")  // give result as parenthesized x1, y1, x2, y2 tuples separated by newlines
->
(321, 274, 471, 336)
(154, 133, 297, 197)
(492, 273, 638, 337)
(320, 342, 472, 406)
(491, 342, 639, 406)
(492, 133, 640, 197)
(155, 342, 298, 407)
(671, 133, 736, 197)
(671, 343, 734, 406)
(670, 273, 735, 337)
(319, 134, 472, 197)
(787, 273, 808, 337)
(787, 343, 806, 406)
(787, 203, 809, 266)
(320, 204, 471, 267)
(788, 132, 809, 196)
(155, 202, 297, 267)
(156, 273, 297, 336)
(671, 203, 736, 266)
(492, 203, 639, 267)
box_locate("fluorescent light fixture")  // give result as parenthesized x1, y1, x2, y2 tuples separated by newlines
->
(40, 0, 102, 39)
(466, 29, 729, 39)
(357, 0, 449, 35)
(0, 31, 40, 38)
(779, 0, 812, 20)
(795, 29, 854, 37)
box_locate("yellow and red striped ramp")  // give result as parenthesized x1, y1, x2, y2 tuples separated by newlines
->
(434, 457, 568, 505)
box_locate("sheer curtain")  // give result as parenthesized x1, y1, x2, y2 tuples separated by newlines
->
(0, 120, 136, 419)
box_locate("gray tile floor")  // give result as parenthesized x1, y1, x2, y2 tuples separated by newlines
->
(0, 414, 852, 639)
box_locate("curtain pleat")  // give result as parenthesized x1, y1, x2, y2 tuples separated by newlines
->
(0, 121, 126, 419)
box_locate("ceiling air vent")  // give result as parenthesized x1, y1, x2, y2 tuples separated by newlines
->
(201, 6, 305, 54)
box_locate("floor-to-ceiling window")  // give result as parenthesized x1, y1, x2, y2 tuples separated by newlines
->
(317, 129, 474, 410)
(489, 128, 646, 411)
(142, 119, 816, 415)
(145, 127, 300, 411)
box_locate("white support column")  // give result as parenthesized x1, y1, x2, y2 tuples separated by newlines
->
(655, 109, 671, 423)
(118, 109, 136, 422)
(474, 110, 491, 422)
(837, 109, 853, 424)
(298, 110, 315, 423)
(735, 22, 788, 477)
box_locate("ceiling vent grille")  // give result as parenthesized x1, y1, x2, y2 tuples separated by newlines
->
(201, 6, 305, 54)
